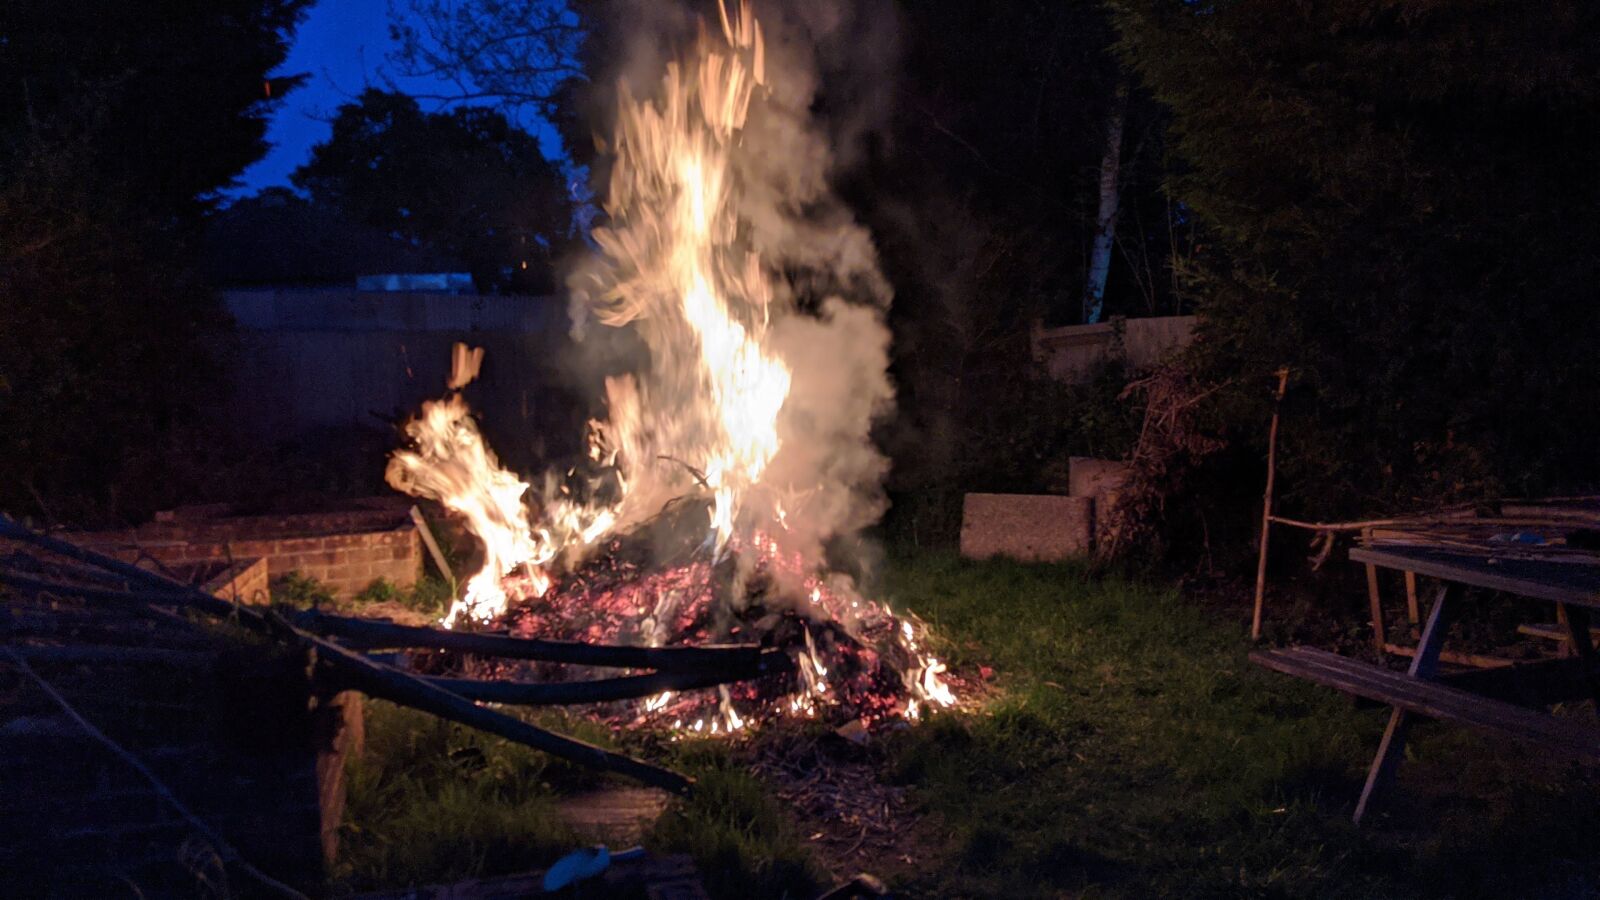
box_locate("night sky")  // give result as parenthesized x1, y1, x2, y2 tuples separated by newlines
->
(234, 0, 564, 197)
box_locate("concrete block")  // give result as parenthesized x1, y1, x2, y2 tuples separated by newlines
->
(1069, 457, 1131, 499)
(960, 493, 1093, 562)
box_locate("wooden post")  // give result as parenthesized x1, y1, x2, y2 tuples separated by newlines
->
(410, 505, 455, 595)
(1366, 559, 1386, 652)
(1404, 571, 1420, 627)
(1558, 603, 1600, 706)
(1250, 367, 1290, 640)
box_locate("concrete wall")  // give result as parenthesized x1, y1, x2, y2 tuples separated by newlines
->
(1032, 315, 1197, 383)
(217, 289, 574, 456)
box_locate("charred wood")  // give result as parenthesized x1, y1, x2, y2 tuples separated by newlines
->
(296, 610, 769, 672)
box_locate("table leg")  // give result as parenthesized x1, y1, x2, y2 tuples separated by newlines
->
(1558, 603, 1600, 708)
(1354, 583, 1455, 824)
(1366, 564, 1386, 652)
(1404, 571, 1420, 629)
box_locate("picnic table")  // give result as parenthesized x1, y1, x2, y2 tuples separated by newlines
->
(1252, 543, 1600, 823)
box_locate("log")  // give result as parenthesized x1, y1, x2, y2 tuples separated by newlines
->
(426, 651, 792, 706)
(297, 610, 770, 673)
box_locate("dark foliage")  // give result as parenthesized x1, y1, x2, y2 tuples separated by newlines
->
(0, 1, 310, 524)
(1111, 0, 1600, 525)
(857, 0, 1186, 539)
(0, 0, 310, 219)
(292, 89, 574, 294)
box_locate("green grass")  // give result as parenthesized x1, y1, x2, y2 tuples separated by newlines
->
(335, 704, 820, 897)
(875, 551, 1600, 898)
(333, 551, 1600, 898)
(335, 702, 596, 888)
(271, 571, 452, 618)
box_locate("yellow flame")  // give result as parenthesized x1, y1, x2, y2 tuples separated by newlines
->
(382, 2, 960, 727)
(582, 0, 789, 553)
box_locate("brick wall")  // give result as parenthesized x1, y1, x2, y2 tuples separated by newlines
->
(170, 557, 272, 605)
(62, 505, 420, 599)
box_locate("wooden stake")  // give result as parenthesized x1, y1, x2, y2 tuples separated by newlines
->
(1251, 367, 1290, 640)
(410, 505, 455, 594)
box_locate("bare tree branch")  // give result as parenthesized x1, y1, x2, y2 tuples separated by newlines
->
(388, 0, 584, 112)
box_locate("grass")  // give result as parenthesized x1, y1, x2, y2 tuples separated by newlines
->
(271, 571, 452, 618)
(332, 551, 1600, 898)
(335, 703, 821, 897)
(875, 551, 1600, 898)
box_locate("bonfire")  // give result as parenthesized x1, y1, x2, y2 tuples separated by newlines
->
(384, 1, 957, 735)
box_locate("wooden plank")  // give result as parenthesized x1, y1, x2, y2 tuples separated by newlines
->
(0, 516, 695, 794)
(6, 644, 220, 667)
(426, 653, 790, 706)
(1251, 648, 1600, 761)
(1382, 643, 1513, 670)
(1350, 546, 1600, 608)
(1404, 571, 1420, 625)
(294, 611, 772, 673)
(1438, 656, 1599, 709)
(1517, 622, 1600, 642)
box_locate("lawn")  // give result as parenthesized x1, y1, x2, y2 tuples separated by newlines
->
(334, 552, 1600, 898)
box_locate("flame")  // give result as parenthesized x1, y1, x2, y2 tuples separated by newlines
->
(384, 1, 960, 724)
(583, 0, 789, 553)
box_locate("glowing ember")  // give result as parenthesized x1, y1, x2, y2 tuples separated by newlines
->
(386, 1, 959, 731)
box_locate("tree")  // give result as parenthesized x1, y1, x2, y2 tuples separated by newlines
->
(293, 89, 574, 293)
(389, 0, 584, 116)
(0, 0, 311, 523)
(0, 0, 311, 216)
(1083, 81, 1128, 325)
(1110, 0, 1600, 518)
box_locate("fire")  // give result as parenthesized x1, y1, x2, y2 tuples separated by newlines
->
(386, 1, 958, 728)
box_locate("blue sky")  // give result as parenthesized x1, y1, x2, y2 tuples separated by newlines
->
(235, 0, 563, 196)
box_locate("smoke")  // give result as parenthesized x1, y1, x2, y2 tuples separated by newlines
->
(562, 0, 903, 571)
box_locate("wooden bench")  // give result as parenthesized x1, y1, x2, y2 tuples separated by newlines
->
(1257, 546, 1600, 823)
(1252, 646, 1600, 761)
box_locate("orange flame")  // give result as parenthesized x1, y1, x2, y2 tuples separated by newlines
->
(386, 1, 957, 720)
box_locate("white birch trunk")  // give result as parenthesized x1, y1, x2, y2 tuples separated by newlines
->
(1083, 83, 1127, 325)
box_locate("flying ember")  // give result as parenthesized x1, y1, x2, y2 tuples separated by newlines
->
(386, 1, 958, 731)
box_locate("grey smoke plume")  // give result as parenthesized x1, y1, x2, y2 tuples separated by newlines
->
(564, 0, 902, 571)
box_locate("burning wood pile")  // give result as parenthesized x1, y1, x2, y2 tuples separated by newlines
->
(382, 2, 960, 737)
